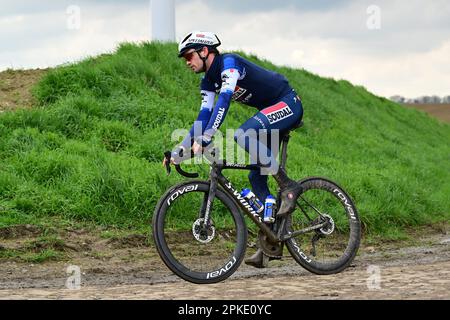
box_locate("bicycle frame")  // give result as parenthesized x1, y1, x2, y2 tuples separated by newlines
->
(204, 161, 281, 243)
(201, 160, 328, 244)
(168, 124, 328, 245)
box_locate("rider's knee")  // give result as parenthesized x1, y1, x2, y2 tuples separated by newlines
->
(261, 163, 279, 176)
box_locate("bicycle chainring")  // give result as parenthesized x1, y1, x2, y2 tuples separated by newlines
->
(257, 230, 283, 258)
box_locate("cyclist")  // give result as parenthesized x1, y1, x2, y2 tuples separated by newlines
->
(163, 31, 303, 268)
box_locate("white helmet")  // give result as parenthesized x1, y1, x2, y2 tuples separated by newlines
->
(178, 31, 221, 57)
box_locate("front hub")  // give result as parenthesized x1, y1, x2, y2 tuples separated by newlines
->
(192, 218, 215, 243)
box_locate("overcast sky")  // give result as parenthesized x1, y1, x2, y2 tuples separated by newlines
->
(1, 0, 449, 98)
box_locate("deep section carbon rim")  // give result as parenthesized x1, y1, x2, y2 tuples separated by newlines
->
(285, 177, 361, 274)
(153, 182, 246, 283)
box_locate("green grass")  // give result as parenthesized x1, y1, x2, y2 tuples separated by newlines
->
(0, 42, 449, 238)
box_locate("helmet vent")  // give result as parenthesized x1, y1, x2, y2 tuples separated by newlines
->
(181, 33, 192, 45)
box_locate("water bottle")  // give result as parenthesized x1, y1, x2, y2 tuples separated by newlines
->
(240, 188, 264, 214)
(263, 195, 276, 223)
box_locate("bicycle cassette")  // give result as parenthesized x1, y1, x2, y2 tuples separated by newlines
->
(319, 214, 335, 235)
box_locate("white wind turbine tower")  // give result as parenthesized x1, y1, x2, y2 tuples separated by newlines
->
(151, 0, 175, 42)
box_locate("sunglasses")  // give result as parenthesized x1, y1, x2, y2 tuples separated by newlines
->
(183, 48, 203, 62)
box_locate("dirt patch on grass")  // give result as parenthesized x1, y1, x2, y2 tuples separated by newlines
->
(105, 234, 149, 249)
(0, 68, 48, 112)
(0, 225, 42, 239)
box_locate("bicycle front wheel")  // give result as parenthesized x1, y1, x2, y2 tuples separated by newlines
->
(284, 177, 361, 275)
(153, 181, 247, 284)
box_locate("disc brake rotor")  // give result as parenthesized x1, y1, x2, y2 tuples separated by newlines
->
(319, 214, 335, 235)
(192, 218, 215, 243)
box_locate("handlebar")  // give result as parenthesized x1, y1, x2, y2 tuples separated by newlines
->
(175, 164, 199, 178)
(164, 150, 199, 178)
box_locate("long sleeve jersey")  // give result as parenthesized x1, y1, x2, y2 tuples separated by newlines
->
(180, 53, 293, 149)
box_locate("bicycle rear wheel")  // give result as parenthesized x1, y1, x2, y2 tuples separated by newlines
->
(153, 181, 247, 284)
(284, 177, 361, 275)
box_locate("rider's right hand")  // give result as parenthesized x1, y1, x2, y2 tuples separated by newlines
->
(164, 146, 185, 167)
(162, 156, 175, 167)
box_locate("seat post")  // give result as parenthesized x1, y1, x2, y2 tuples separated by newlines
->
(279, 133, 290, 170)
(279, 120, 303, 170)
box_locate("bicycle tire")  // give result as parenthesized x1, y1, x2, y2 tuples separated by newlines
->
(153, 180, 247, 284)
(284, 177, 361, 275)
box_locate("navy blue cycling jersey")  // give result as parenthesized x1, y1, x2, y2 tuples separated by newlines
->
(180, 53, 294, 149)
(202, 53, 292, 109)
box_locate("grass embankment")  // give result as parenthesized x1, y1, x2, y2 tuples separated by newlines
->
(0, 42, 449, 240)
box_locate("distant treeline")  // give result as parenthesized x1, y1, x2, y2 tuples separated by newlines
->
(390, 95, 450, 104)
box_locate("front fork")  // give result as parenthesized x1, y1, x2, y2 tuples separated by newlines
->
(199, 164, 219, 226)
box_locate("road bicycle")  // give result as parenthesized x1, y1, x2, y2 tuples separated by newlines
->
(153, 122, 361, 284)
